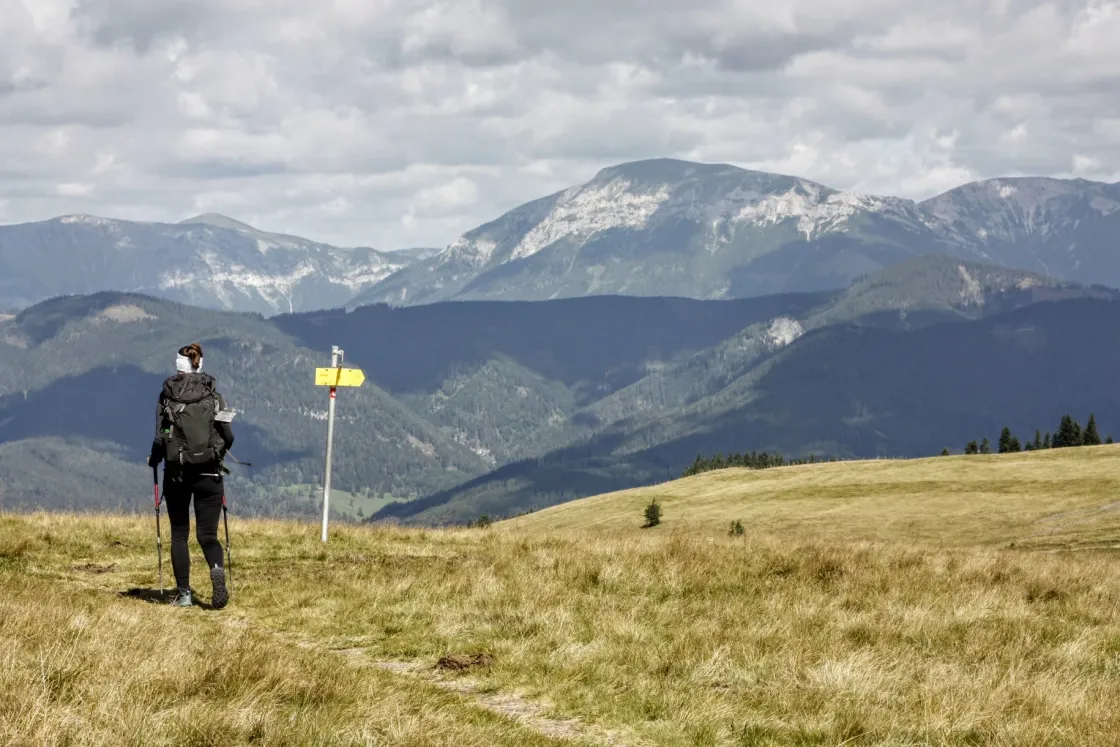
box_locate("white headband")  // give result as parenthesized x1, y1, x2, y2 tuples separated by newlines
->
(176, 354, 201, 373)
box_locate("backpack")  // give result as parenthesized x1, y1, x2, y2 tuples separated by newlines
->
(159, 373, 226, 467)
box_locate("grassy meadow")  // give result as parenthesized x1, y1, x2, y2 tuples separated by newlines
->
(2, 447, 1120, 745)
(509, 445, 1120, 549)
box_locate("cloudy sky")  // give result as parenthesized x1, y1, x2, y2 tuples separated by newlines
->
(2, 0, 1118, 249)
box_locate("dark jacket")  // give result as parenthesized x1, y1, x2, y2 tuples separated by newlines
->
(149, 372, 235, 475)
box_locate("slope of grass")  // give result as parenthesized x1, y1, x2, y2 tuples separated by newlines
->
(506, 446, 1120, 549)
(272, 483, 401, 521)
(4, 446, 1120, 746)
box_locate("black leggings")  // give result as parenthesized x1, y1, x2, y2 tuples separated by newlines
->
(164, 474, 224, 590)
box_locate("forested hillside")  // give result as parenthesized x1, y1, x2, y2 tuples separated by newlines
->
(376, 297, 1120, 524)
(3, 254, 1118, 524)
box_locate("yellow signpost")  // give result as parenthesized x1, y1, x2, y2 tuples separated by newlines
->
(314, 346, 365, 542)
(315, 367, 366, 388)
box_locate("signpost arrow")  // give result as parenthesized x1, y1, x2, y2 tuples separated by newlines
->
(315, 347, 365, 542)
(315, 367, 366, 388)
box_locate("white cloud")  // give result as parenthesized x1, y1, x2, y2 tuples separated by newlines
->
(0, 0, 1117, 249)
(57, 182, 94, 196)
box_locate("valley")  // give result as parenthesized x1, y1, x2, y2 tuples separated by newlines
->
(3, 252, 1120, 523)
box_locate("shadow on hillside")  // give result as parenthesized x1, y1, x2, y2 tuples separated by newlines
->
(274, 294, 828, 398)
(120, 587, 221, 611)
(378, 299, 1120, 526)
(0, 365, 310, 469)
(11, 293, 136, 346)
(370, 429, 675, 525)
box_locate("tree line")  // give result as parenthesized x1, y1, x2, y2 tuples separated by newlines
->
(682, 451, 838, 478)
(682, 413, 1114, 478)
(962, 413, 1111, 455)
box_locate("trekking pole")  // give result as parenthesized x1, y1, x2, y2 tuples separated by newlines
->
(152, 466, 163, 594)
(222, 493, 232, 594)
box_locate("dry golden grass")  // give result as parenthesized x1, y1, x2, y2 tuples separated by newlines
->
(507, 445, 1120, 549)
(0, 515, 586, 747)
(3, 447, 1120, 746)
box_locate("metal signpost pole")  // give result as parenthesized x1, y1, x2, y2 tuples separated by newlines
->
(321, 346, 341, 543)
(313, 349, 363, 543)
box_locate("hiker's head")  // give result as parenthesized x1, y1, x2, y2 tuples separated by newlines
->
(176, 343, 203, 373)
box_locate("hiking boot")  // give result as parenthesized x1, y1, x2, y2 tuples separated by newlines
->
(169, 588, 192, 607)
(210, 564, 228, 610)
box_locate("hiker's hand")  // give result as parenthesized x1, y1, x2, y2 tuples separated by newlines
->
(147, 455, 160, 468)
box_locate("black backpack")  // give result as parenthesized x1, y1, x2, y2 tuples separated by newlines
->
(159, 373, 226, 467)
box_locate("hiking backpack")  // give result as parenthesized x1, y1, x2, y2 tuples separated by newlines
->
(160, 373, 226, 467)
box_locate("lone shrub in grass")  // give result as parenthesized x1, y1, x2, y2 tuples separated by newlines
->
(729, 520, 745, 536)
(643, 500, 661, 528)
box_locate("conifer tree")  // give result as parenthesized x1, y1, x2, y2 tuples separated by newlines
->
(1044, 432, 1052, 448)
(1009, 436, 1021, 452)
(941, 447, 950, 456)
(980, 438, 991, 454)
(1054, 417, 1067, 448)
(1108, 435, 1115, 445)
(1084, 414, 1101, 446)
(965, 440, 979, 455)
(1055, 415, 1082, 448)
(1034, 430, 1043, 450)
(998, 427, 1012, 454)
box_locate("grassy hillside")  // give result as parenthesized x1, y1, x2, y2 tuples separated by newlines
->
(0, 290, 822, 515)
(7, 264, 1120, 524)
(5, 449, 1120, 745)
(397, 298, 1120, 525)
(0, 293, 494, 514)
(506, 445, 1120, 549)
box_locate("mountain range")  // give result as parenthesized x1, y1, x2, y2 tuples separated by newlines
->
(352, 159, 1120, 307)
(3, 254, 1119, 524)
(0, 213, 435, 315)
(5, 156, 1120, 523)
(4, 158, 1118, 318)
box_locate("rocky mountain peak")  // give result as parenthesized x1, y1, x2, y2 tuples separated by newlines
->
(352, 158, 1120, 310)
(919, 176, 1120, 250)
(178, 213, 261, 233)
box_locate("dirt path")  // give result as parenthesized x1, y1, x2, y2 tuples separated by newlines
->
(329, 646, 641, 746)
(69, 569, 642, 746)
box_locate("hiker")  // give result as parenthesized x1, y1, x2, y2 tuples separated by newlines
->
(148, 342, 234, 609)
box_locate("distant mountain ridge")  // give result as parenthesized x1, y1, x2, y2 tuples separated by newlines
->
(7, 160, 1117, 316)
(0, 213, 423, 315)
(4, 253, 1117, 524)
(352, 159, 1120, 308)
(375, 294, 1120, 525)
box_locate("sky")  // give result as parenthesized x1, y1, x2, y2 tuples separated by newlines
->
(1, 0, 1118, 250)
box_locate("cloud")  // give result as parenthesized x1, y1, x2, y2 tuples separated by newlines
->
(0, 0, 1117, 250)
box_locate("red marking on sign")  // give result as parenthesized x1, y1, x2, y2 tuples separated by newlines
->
(330, 388, 337, 399)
